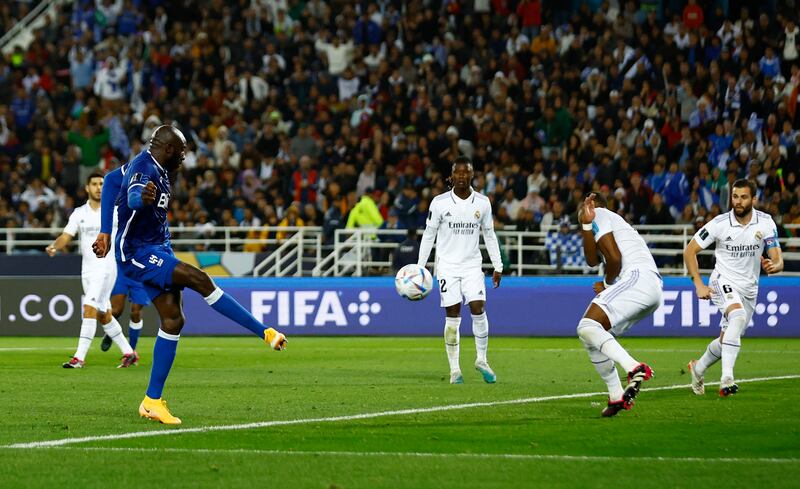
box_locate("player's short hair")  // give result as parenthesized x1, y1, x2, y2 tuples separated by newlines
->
(732, 178, 756, 197)
(451, 155, 473, 172)
(87, 171, 104, 184)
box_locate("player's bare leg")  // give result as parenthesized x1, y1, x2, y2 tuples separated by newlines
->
(444, 303, 462, 384)
(170, 262, 286, 349)
(578, 303, 653, 416)
(469, 300, 495, 383)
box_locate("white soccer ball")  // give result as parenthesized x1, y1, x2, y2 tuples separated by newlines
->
(395, 264, 433, 301)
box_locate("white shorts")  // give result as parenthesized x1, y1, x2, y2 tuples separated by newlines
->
(709, 271, 755, 333)
(82, 262, 116, 313)
(593, 268, 663, 336)
(436, 269, 486, 308)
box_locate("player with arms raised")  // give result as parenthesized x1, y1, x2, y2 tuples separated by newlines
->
(684, 179, 783, 396)
(577, 193, 663, 416)
(93, 125, 287, 424)
(47, 172, 137, 368)
(417, 156, 503, 384)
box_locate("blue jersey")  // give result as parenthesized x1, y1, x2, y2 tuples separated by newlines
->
(115, 150, 172, 263)
(100, 162, 130, 235)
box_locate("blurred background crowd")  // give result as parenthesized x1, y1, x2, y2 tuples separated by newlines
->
(1, 0, 799, 266)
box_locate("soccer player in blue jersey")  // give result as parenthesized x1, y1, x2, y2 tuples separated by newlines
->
(95, 162, 151, 358)
(93, 125, 287, 424)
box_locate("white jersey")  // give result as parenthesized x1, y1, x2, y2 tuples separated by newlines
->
(693, 209, 780, 298)
(417, 189, 503, 275)
(63, 202, 113, 274)
(592, 208, 658, 276)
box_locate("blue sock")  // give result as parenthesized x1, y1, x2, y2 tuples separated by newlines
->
(146, 330, 179, 399)
(129, 321, 143, 350)
(205, 287, 267, 338)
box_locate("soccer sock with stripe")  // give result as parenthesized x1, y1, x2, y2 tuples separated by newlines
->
(204, 287, 267, 338)
(146, 330, 180, 399)
(129, 320, 143, 350)
(444, 317, 461, 373)
(471, 312, 489, 364)
(101, 317, 134, 355)
(582, 340, 624, 401)
(577, 318, 639, 373)
(694, 337, 721, 377)
(721, 308, 747, 381)
(74, 317, 97, 361)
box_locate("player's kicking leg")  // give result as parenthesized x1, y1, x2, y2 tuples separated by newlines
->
(468, 300, 495, 384)
(577, 303, 653, 416)
(136, 256, 286, 424)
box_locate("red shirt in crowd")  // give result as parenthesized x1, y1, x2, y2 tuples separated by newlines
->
(516, 0, 542, 28)
(683, 4, 704, 30)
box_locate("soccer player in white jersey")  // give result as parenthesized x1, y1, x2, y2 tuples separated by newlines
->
(46, 172, 138, 368)
(577, 193, 663, 417)
(684, 179, 783, 396)
(417, 156, 503, 384)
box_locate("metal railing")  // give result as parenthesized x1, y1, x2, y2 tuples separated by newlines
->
(0, 0, 65, 55)
(2, 224, 799, 277)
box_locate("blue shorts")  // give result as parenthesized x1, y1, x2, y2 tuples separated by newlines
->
(112, 262, 151, 305)
(118, 245, 182, 301)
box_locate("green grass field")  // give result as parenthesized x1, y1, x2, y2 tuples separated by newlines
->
(1, 336, 798, 488)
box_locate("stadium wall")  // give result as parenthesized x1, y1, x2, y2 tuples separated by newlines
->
(0, 277, 797, 337)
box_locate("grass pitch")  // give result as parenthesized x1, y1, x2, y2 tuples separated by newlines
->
(0, 336, 798, 488)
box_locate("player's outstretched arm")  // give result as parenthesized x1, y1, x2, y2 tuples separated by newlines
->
(684, 239, 712, 299)
(46, 233, 74, 257)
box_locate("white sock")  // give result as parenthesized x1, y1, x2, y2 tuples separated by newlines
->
(74, 318, 97, 361)
(129, 320, 143, 331)
(444, 317, 461, 373)
(577, 318, 639, 373)
(721, 308, 747, 381)
(695, 337, 721, 376)
(582, 340, 624, 401)
(101, 316, 134, 355)
(471, 312, 489, 364)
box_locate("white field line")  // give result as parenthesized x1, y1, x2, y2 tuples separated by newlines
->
(19, 446, 799, 464)
(4, 374, 799, 450)
(6, 346, 796, 354)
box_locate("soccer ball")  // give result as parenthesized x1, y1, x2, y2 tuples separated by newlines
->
(395, 264, 433, 301)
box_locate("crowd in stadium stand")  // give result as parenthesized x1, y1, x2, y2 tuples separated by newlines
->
(1, 0, 799, 266)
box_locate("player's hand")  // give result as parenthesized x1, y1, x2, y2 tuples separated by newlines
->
(45, 244, 57, 257)
(492, 270, 502, 288)
(92, 232, 110, 258)
(580, 193, 596, 224)
(761, 256, 779, 274)
(593, 281, 605, 294)
(142, 181, 157, 206)
(695, 283, 713, 300)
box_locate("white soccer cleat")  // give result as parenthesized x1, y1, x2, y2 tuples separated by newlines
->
(474, 361, 496, 384)
(688, 360, 704, 395)
(450, 370, 464, 384)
